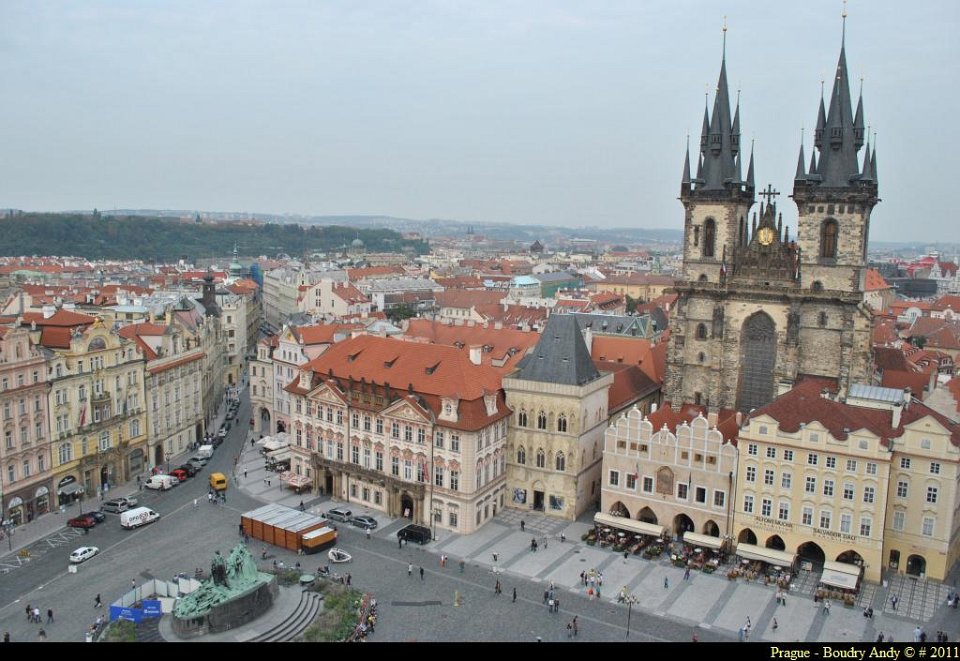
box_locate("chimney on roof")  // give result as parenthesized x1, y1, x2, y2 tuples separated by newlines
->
(902, 387, 912, 408)
(706, 410, 719, 427)
(650, 402, 658, 414)
(468, 345, 482, 366)
(735, 411, 743, 427)
(42, 304, 56, 319)
(891, 400, 903, 428)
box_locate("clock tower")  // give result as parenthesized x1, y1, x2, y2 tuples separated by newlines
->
(665, 21, 875, 413)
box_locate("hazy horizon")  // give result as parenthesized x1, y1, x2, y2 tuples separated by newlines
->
(2, 1, 957, 242)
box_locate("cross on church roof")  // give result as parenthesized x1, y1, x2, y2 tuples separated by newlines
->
(760, 184, 780, 206)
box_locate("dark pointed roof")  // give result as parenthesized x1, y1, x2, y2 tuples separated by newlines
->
(699, 53, 738, 190)
(795, 143, 806, 180)
(681, 141, 691, 186)
(514, 314, 600, 386)
(814, 42, 861, 187)
(746, 144, 755, 190)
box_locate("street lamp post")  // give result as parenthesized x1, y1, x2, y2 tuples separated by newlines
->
(625, 594, 639, 638)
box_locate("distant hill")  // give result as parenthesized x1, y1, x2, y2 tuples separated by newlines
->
(0, 213, 427, 262)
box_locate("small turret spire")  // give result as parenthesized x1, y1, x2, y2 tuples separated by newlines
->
(682, 135, 692, 188)
(746, 140, 755, 190)
(871, 131, 878, 184)
(795, 128, 806, 180)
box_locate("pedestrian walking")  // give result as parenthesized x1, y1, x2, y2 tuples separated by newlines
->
(772, 618, 778, 630)
(3, 632, 9, 643)
(419, 566, 424, 581)
(520, 520, 525, 532)
(94, 594, 102, 609)
(244, 469, 248, 479)
(33, 607, 40, 623)
(572, 616, 578, 637)
(554, 596, 560, 613)
(824, 599, 831, 614)
(543, 589, 549, 604)
(512, 587, 517, 603)
(46, 609, 54, 624)
(891, 595, 899, 611)
(683, 567, 691, 580)
(398, 537, 403, 550)
(877, 632, 885, 643)
(495, 580, 501, 595)
(664, 576, 669, 589)
(238, 523, 244, 536)
(37, 628, 46, 641)
(25, 604, 31, 621)
(459, 559, 465, 573)
(567, 621, 573, 638)
(366, 527, 371, 540)
(408, 563, 413, 577)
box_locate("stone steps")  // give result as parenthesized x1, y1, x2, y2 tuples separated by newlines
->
(251, 590, 323, 642)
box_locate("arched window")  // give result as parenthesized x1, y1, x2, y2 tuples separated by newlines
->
(517, 446, 526, 465)
(58, 443, 72, 465)
(820, 219, 838, 258)
(517, 409, 527, 427)
(537, 410, 547, 430)
(535, 448, 546, 468)
(818, 312, 828, 327)
(698, 274, 709, 283)
(698, 352, 706, 363)
(812, 281, 824, 292)
(557, 414, 567, 433)
(696, 323, 708, 340)
(703, 219, 716, 258)
(556, 452, 566, 472)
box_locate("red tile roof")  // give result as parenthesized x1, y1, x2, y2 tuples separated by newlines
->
(346, 266, 405, 281)
(595, 361, 659, 413)
(752, 379, 960, 446)
(39, 326, 74, 348)
(25, 308, 97, 327)
(865, 269, 891, 291)
(435, 290, 504, 310)
(294, 323, 363, 346)
(880, 370, 932, 398)
(404, 319, 539, 372)
(907, 318, 960, 350)
(147, 352, 204, 374)
(647, 402, 740, 442)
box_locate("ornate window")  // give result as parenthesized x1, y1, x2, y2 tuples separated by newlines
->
(696, 323, 708, 340)
(820, 219, 838, 258)
(517, 409, 527, 427)
(536, 410, 547, 430)
(555, 452, 565, 472)
(517, 446, 526, 465)
(703, 219, 716, 258)
(535, 448, 545, 468)
(557, 414, 567, 432)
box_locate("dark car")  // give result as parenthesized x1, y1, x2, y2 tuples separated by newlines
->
(350, 515, 378, 530)
(398, 524, 431, 545)
(178, 463, 198, 477)
(67, 514, 97, 529)
(325, 507, 353, 522)
(84, 511, 106, 523)
(170, 468, 189, 482)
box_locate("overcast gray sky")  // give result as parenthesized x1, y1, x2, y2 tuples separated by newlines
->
(1, 1, 956, 242)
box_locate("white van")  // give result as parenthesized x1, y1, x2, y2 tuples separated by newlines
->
(145, 474, 176, 490)
(197, 444, 215, 459)
(120, 507, 160, 529)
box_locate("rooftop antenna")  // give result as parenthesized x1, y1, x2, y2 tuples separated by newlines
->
(841, 0, 848, 47)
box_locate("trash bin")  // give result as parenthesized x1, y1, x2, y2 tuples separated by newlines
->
(85, 632, 94, 643)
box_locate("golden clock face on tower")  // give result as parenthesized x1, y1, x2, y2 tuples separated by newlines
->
(757, 227, 775, 246)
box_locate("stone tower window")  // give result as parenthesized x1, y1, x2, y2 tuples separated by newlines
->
(537, 410, 547, 430)
(818, 312, 828, 327)
(820, 219, 839, 259)
(517, 409, 527, 427)
(516, 446, 526, 465)
(696, 323, 708, 340)
(698, 274, 708, 283)
(555, 452, 566, 472)
(703, 219, 716, 258)
(698, 352, 706, 363)
(557, 414, 567, 433)
(812, 281, 824, 292)
(536, 448, 545, 468)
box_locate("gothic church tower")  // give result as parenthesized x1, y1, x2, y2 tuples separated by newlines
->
(666, 20, 875, 413)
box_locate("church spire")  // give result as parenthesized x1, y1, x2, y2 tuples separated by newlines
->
(853, 78, 865, 149)
(746, 140, 755, 191)
(697, 18, 741, 192)
(681, 135, 692, 192)
(795, 140, 807, 181)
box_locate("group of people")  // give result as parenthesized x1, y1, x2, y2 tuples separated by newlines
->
(24, 605, 51, 624)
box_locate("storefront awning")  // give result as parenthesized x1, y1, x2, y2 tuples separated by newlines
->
(594, 512, 665, 538)
(58, 483, 83, 496)
(682, 531, 725, 550)
(279, 471, 311, 488)
(735, 543, 796, 568)
(820, 561, 861, 590)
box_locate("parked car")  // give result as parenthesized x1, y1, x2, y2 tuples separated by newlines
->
(398, 524, 432, 545)
(101, 499, 129, 514)
(69, 546, 100, 563)
(189, 456, 209, 467)
(84, 511, 106, 523)
(145, 475, 177, 490)
(350, 515, 378, 530)
(225, 410, 236, 421)
(67, 514, 97, 529)
(325, 507, 353, 522)
(170, 469, 189, 482)
(177, 464, 198, 478)
(118, 495, 139, 507)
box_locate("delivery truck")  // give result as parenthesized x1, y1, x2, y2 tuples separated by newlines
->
(197, 444, 215, 459)
(120, 507, 160, 529)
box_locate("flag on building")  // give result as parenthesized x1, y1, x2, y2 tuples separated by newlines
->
(78, 402, 87, 427)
